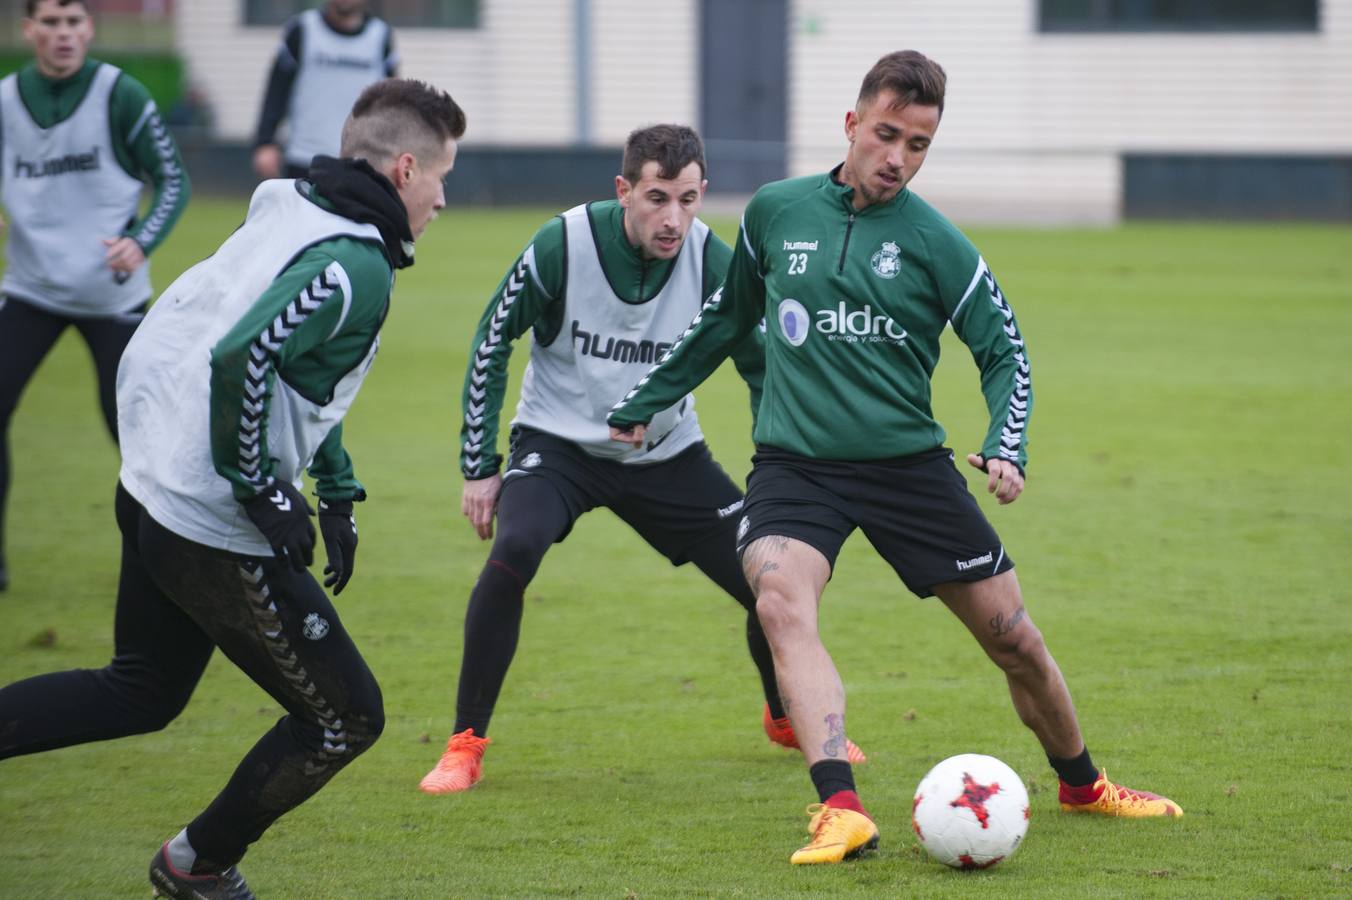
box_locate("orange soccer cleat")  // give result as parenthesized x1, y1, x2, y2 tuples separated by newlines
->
(419, 728, 491, 794)
(763, 704, 867, 764)
(791, 801, 879, 865)
(1059, 770, 1183, 818)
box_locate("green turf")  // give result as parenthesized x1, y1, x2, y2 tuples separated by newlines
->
(2, 199, 1350, 897)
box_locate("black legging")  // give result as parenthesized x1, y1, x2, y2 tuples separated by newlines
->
(453, 474, 779, 736)
(0, 295, 143, 573)
(0, 485, 384, 868)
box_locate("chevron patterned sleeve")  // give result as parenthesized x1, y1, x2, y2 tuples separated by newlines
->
(947, 255, 1032, 471)
(460, 238, 560, 479)
(112, 74, 189, 255)
(210, 246, 386, 501)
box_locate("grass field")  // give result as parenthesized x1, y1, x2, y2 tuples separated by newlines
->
(2, 198, 1350, 898)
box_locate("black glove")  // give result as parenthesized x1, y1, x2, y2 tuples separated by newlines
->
(318, 498, 358, 595)
(242, 480, 315, 572)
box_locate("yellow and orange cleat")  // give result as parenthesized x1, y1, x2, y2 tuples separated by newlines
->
(419, 728, 491, 794)
(1059, 770, 1183, 818)
(762, 704, 867, 764)
(791, 803, 879, 865)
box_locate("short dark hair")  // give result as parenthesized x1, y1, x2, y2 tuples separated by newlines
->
(26, 0, 88, 15)
(341, 78, 467, 163)
(621, 124, 706, 184)
(858, 50, 947, 119)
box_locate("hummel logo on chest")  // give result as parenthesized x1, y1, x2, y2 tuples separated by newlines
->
(782, 240, 819, 251)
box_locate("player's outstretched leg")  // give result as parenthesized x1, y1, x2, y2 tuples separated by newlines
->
(936, 571, 1182, 818)
(422, 474, 571, 793)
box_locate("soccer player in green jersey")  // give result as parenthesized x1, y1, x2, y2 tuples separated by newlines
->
(0, 79, 464, 898)
(419, 124, 862, 796)
(0, 0, 190, 593)
(610, 50, 1181, 864)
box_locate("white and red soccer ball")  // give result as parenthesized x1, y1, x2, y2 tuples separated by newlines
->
(911, 753, 1030, 870)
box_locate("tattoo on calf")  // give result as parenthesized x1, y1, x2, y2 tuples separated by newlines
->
(990, 606, 1027, 637)
(822, 713, 845, 758)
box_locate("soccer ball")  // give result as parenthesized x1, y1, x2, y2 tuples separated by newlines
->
(911, 753, 1030, 870)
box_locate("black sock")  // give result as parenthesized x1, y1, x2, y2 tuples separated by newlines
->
(453, 561, 526, 737)
(1048, 746, 1098, 786)
(809, 759, 856, 802)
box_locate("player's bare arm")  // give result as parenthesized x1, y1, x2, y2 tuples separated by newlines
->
(461, 472, 502, 540)
(967, 453, 1025, 504)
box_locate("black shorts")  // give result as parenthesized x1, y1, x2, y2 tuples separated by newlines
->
(737, 445, 1014, 598)
(502, 426, 747, 565)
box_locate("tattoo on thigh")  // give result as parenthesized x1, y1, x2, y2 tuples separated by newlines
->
(751, 560, 780, 595)
(822, 713, 845, 758)
(990, 606, 1027, 638)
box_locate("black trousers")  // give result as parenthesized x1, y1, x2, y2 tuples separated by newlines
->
(0, 294, 144, 570)
(0, 484, 384, 866)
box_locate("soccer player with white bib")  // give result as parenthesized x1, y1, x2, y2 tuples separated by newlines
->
(0, 79, 464, 899)
(610, 52, 1182, 864)
(0, 0, 189, 592)
(419, 125, 863, 795)
(252, 0, 397, 180)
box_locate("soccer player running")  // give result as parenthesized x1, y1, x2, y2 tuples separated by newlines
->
(0, 0, 189, 593)
(0, 79, 464, 897)
(609, 51, 1181, 865)
(253, 0, 398, 180)
(419, 124, 862, 794)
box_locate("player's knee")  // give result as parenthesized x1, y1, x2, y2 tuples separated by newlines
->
(490, 524, 549, 576)
(990, 623, 1048, 674)
(755, 589, 811, 637)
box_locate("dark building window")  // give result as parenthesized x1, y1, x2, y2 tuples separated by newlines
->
(244, 0, 479, 28)
(1039, 0, 1319, 32)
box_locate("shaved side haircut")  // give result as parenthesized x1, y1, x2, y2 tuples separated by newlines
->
(621, 124, 706, 184)
(340, 78, 467, 166)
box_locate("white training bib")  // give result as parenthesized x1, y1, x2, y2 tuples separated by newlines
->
(285, 10, 392, 167)
(513, 204, 709, 463)
(0, 64, 150, 315)
(117, 179, 384, 555)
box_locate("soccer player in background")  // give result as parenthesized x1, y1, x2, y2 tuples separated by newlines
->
(418, 124, 863, 794)
(252, 0, 397, 180)
(0, 79, 464, 898)
(609, 51, 1181, 865)
(0, 0, 190, 593)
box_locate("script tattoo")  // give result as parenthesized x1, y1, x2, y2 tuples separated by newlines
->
(751, 561, 780, 595)
(990, 606, 1027, 638)
(822, 714, 846, 758)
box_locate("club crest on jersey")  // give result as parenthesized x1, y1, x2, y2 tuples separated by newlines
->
(871, 241, 902, 279)
(302, 613, 330, 641)
(522, 452, 543, 468)
(777, 298, 811, 347)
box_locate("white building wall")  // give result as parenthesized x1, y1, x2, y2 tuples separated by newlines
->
(177, 1, 1351, 221)
(789, 0, 1352, 223)
(589, 0, 698, 144)
(177, 0, 576, 148)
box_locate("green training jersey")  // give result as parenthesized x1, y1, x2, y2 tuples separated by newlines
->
(460, 199, 764, 479)
(610, 168, 1031, 469)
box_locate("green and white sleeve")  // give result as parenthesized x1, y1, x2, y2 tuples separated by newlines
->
(209, 240, 391, 501)
(937, 233, 1033, 470)
(110, 73, 190, 255)
(460, 219, 565, 479)
(609, 213, 766, 429)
